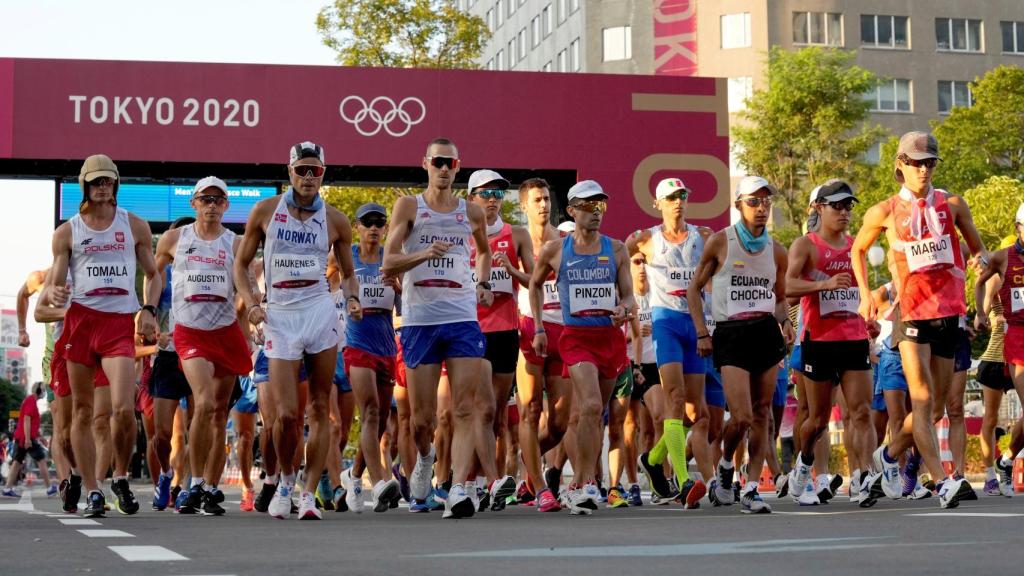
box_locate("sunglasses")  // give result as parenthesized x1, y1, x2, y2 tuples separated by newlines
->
(630, 257, 646, 266)
(662, 190, 689, 202)
(825, 199, 855, 212)
(427, 156, 459, 170)
(359, 217, 387, 228)
(899, 154, 937, 170)
(88, 177, 116, 188)
(194, 194, 227, 206)
(570, 200, 607, 213)
(473, 188, 505, 200)
(292, 164, 326, 178)
(738, 196, 772, 208)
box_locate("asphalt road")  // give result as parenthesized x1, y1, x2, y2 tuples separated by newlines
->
(2, 482, 1022, 576)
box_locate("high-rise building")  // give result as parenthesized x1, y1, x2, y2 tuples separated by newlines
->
(465, 0, 1024, 168)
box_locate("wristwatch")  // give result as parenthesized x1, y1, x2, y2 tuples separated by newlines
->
(141, 304, 158, 317)
(477, 281, 492, 290)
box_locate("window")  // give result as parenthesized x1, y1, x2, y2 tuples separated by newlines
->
(486, 9, 494, 32)
(602, 26, 632, 61)
(937, 80, 973, 113)
(557, 49, 567, 72)
(867, 79, 912, 112)
(570, 0, 579, 14)
(721, 13, 751, 49)
(543, 5, 552, 37)
(543, 61, 552, 72)
(508, 39, 516, 67)
(793, 12, 843, 46)
(496, 49, 505, 71)
(485, 59, 494, 71)
(1001, 21, 1024, 54)
(570, 38, 581, 71)
(727, 77, 753, 112)
(558, 0, 567, 23)
(531, 16, 540, 46)
(518, 28, 527, 59)
(496, 0, 503, 28)
(936, 18, 982, 52)
(507, 0, 515, 18)
(861, 15, 908, 48)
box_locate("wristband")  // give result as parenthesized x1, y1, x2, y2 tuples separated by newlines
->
(535, 326, 546, 334)
(477, 281, 492, 290)
(141, 304, 158, 317)
(697, 334, 711, 340)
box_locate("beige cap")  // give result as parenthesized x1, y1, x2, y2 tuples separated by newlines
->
(78, 154, 119, 188)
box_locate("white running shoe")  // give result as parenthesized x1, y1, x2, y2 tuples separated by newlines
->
(939, 477, 972, 509)
(796, 478, 820, 506)
(268, 483, 293, 519)
(489, 475, 517, 503)
(909, 481, 932, 500)
(774, 472, 789, 499)
(341, 469, 363, 514)
(372, 479, 399, 513)
(789, 460, 812, 503)
(815, 474, 832, 503)
(442, 483, 474, 519)
(872, 446, 902, 500)
(297, 491, 321, 520)
(569, 484, 600, 515)
(410, 447, 435, 501)
(996, 457, 1015, 497)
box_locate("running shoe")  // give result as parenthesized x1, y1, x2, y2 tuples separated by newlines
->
(598, 483, 608, 504)
(316, 473, 335, 511)
(679, 478, 706, 509)
(170, 485, 181, 504)
(638, 453, 672, 499)
(938, 477, 974, 509)
(713, 463, 735, 505)
(536, 487, 561, 512)
(732, 481, 741, 502)
(152, 473, 172, 510)
(58, 479, 73, 513)
(902, 452, 921, 497)
(177, 485, 202, 515)
(958, 475, 978, 501)
(210, 487, 225, 504)
(544, 466, 562, 495)
(849, 471, 861, 503)
(774, 473, 789, 499)
(268, 483, 293, 519)
(46, 484, 58, 497)
(297, 490, 321, 520)
(83, 490, 106, 518)
(372, 479, 400, 513)
(489, 475, 516, 511)
(908, 481, 932, 500)
(442, 483, 475, 519)
(410, 447, 435, 501)
(65, 474, 83, 513)
(392, 462, 411, 503)
(254, 481, 276, 513)
(796, 479, 820, 506)
(858, 472, 879, 508)
(111, 478, 140, 515)
(872, 445, 902, 499)
(984, 478, 1001, 497)
(0, 488, 18, 498)
(475, 483, 488, 512)
(516, 480, 535, 505)
(240, 487, 255, 512)
(341, 469, 364, 514)
(740, 487, 771, 514)
(173, 486, 189, 513)
(607, 485, 629, 508)
(333, 486, 348, 512)
(201, 489, 226, 516)
(789, 461, 811, 503)
(409, 498, 432, 513)
(827, 474, 842, 501)
(568, 483, 600, 515)
(816, 474, 834, 504)
(429, 488, 446, 510)
(627, 484, 643, 506)
(996, 457, 1015, 497)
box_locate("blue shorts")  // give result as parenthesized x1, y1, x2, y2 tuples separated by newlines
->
(232, 376, 259, 414)
(652, 308, 704, 375)
(399, 321, 485, 369)
(704, 359, 726, 409)
(870, 366, 887, 412)
(789, 345, 802, 376)
(773, 354, 790, 408)
(954, 329, 971, 373)
(876, 350, 908, 393)
(253, 349, 309, 384)
(335, 351, 351, 393)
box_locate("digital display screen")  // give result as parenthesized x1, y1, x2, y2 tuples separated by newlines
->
(59, 182, 278, 223)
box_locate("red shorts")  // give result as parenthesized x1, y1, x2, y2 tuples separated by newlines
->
(343, 347, 396, 383)
(136, 356, 154, 420)
(62, 302, 135, 367)
(395, 334, 407, 388)
(174, 322, 254, 378)
(519, 316, 565, 377)
(559, 325, 629, 380)
(1006, 325, 1024, 366)
(50, 341, 110, 398)
(507, 402, 520, 426)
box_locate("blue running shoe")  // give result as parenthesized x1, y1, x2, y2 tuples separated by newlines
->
(902, 453, 921, 497)
(393, 463, 411, 503)
(46, 484, 58, 497)
(627, 484, 643, 506)
(409, 498, 432, 513)
(152, 473, 172, 510)
(316, 473, 334, 511)
(174, 486, 191, 513)
(429, 488, 446, 510)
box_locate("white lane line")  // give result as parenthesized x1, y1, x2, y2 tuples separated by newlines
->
(46, 514, 77, 518)
(0, 503, 36, 511)
(59, 518, 101, 525)
(78, 529, 135, 538)
(907, 512, 1024, 518)
(108, 545, 188, 561)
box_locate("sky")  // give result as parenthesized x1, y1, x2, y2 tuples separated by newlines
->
(0, 0, 340, 387)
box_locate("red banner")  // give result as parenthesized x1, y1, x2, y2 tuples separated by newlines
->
(654, 0, 698, 76)
(0, 58, 729, 236)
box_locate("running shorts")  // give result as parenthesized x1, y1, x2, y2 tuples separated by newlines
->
(61, 302, 135, 367)
(151, 350, 191, 401)
(799, 338, 871, 384)
(705, 360, 726, 409)
(253, 349, 308, 384)
(174, 322, 253, 378)
(977, 360, 1014, 392)
(774, 355, 790, 408)
(1006, 325, 1024, 366)
(264, 297, 342, 361)
(50, 345, 108, 398)
(954, 328, 972, 372)
(890, 307, 957, 359)
(484, 329, 519, 374)
(613, 367, 633, 399)
(399, 321, 485, 369)
(870, 367, 887, 412)
(651, 307, 704, 374)
(519, 316, 564, 377)
(394, 332, 407, 389)
(559, 325, 628, 380)
(343, 347, 397, 385)
(12, 440, 47, 464)
(232, 376, 259, 414)
(631, 362, 660, 401)
(335, 351, 351, 393)
(712, 315, 786, 374)
(876, 349, 908, 393)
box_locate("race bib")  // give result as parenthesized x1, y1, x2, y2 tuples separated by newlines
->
(471, 266, 514, 295)
(568, 283, 616, 316)
(542, 280, 561, 310)
(183, 271, 230, 302)
(1012, 287, 1024, 314)
(660, 266, 694, 297)
(409, 254, 466, 288)
(904, 234, 954, 273)
(705, 317, 717, 335)
(725, 274, 774, 319)
(818, 288, 859, 317)
(81, 264, 131, 296)
(269, 253, 322, 288)
(358, 281, 396, 311)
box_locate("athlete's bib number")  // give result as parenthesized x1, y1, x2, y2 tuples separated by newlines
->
(270, 253, 322, 288)
(471, 266, 514, 295)
(819, 288, 859, 317)
(542, 280, 561, 310)
(658, 266, 694, 297)
(1012, 287, 1024, 314)
(359, 282, 395, 311)
(569, 283, 616, 316)
(183, 272, 230, 302)
(409, 254, 466, 288)
(726, 275, 774, 319)
(904, 234, 954, 273)
(80, 264, 132, 297)
(705, 317, 717, 335)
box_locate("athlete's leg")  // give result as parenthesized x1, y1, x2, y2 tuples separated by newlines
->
(407, 363, 443, 459)
(393, 385, 416, 478)
(945, 368, 968, 475)
(607, 395, 628, 487)
(890, 341, 947, 479)
(54, 395, 76, 472)
(141, 409, 159, 484)
(67, 361, 99, 491)
(433, 372, 452, 486)
(91, 385, 112, 483)
(490, 370, 515, 478)
(257, 384, 278, 479)
(719, 367, 754, 464)
(745, 367, 778, 492)
(49, 399, 70, 481)
(233, 411, 256, 491)
(327, 386, 343, 488)
(180, 357, 232, 485)
(301, 346, 338, 494)
(99, 356, 136, 478)
(567, 361, 614, 486)
(840, 370, 876, 475)
(267, 358, 303, 479)
(623, 398, 641, 485)
(351, 366, 387, 483)
(447, 357, 492, 484)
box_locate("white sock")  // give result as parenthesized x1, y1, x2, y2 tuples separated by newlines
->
(719, 458, 734, 470)
(265, 473, 278, 484)
(744, 480, 758, 494)
(986, 466, 997, 480)
(190, 478, 204, 489)
(282, 474, 296, 488)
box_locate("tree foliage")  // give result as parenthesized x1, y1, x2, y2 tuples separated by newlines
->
(316, 0, 490, 69)
(962, 175, 1024, 251)
(733, 47, 886, 228)
(0, 377, 24, 435)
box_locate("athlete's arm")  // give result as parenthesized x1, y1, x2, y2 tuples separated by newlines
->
(16, 269, 46, 346)
(624, 228, 651, 258)
(974, 249, 1007, 331)
(629, 315, 642, 363)
(948, 194, 990, 264)
(851, 202, 889, 322)
(687, 231, 722, 339)
(381, 196, 444, 277)
(505, 226, 533, 285)
(233, 199, 273, 312)
(528, 239, 560, 357)
(329, 207, 362, 321)
(131, 214, 159, 340)
(774, 240, 795, 345)
(144, 228, 179, 323)
(467, 203, 494, 307)
(48, 223, 73, 307)
(33, 285, 67, 324)
(612, 240, 635, 326)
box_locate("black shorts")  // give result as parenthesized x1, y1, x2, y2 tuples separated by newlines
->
(631, 362, 660, 401)
(977, 360, 1014, 392)
(890, 306, 958, 359)
(13, 439, 47, 464)
(799, 338, 870, 383)
(484, 330, 520, 374)
(713, 315, 786, 374)
(150, 350, 191, 401)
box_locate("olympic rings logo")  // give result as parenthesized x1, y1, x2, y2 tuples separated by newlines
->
(339, 96, 426, 137)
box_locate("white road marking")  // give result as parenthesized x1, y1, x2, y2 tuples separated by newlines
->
(108, 545, 189, 561)
(78, 529, 135, 538)
(907, 512, 1024, 518)
(59, 518, 101, 525)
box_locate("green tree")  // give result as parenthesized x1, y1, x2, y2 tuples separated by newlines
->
(317, 0, 490, 68)
(963, 175, 1024, 250)
(733, 46, 887, 228)
(931, 66, 1024, 195)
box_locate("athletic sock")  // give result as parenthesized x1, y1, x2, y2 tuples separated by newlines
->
(190, 478, 204, 489)
(160, 469, 171, 477)
(648, 434, 668, 465)
(663, 419, 689, 486)
(264, 473, 278, 485)
(743, 480, 758, 495)
(719, 457, 734, 470)
(986, 466, 996, 481)
(282, 474, 296, 488)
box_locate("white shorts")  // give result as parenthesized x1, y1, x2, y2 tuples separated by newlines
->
(263, 296, 341, 361)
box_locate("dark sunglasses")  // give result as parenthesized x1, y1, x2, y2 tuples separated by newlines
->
(473, 188, 505, 200)
(428, 156, 459, 170)
(292, 164, 326, 178)
(899, 154, 937, 170)
(194, 194, 227, 206)
(630, 257, 646, 266)
(570, 200, 607, 213)
(88, 177, 116, 188)
(826, 199, 855, 212)
(359, 217, 387, 228)
(662, 190, 689, 202)
(739, 196, 772, 208)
